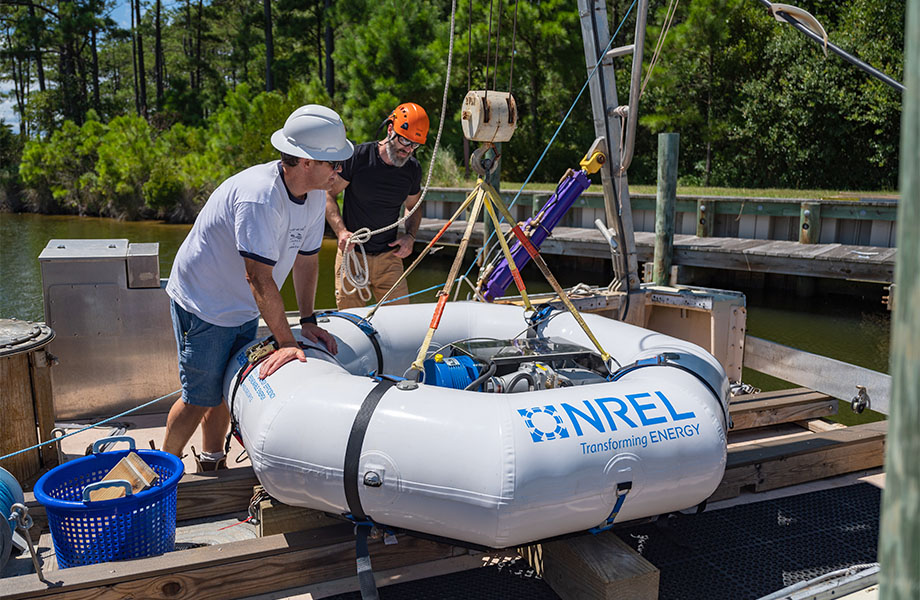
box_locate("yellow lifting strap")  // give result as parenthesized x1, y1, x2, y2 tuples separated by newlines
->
(410, 187, 486, 375)
(409, 179, 534, 376)
(410, 178, 612, 377)
(366, 186, 481, 323)
(481, 190, 533, 312)
(478, 181, 612, 365)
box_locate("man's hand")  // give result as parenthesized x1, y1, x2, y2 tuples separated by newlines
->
(258, 344, 306, 379)
(301, 323, 339, 355)
(388, 233, 416, 259)
(337, 229, 355, 253)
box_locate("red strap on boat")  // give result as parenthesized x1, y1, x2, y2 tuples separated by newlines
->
(511, 226, 539, 258)
(430, 221, 452, 245)
(511, 269, 526, 292)
(429, 294, 448, 329)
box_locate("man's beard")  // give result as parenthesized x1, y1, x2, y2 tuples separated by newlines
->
(385, 138, 410, 167)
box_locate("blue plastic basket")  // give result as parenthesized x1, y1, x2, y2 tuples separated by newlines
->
(33, 437, 185, 568)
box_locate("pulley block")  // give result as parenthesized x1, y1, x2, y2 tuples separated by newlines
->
(461, 90, 518, 143)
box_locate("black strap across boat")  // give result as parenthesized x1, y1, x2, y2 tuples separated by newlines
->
(343, 376, 397, 519)
(343, 376, 398, 600)
(354, 524, 379, 600)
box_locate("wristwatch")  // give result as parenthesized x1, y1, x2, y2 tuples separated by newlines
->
(299, 313, 317, 326)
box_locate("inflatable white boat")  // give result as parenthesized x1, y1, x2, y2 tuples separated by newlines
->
(224, 302, 729, 548)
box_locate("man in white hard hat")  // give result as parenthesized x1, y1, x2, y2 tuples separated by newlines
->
(163, 104, 354, 470)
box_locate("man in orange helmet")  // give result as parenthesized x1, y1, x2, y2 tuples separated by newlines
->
(325, 102, 428, 309)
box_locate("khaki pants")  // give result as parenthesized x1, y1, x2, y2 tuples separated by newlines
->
(334, 249, 410, 309)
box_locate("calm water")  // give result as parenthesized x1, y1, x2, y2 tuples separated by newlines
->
(0, 212, 561, 322)
(0, 213, 891, 397)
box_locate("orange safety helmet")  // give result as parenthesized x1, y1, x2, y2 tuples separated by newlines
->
(388, 102, 429, 145)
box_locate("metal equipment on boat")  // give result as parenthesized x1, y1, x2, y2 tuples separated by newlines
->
(225, 302, 729, 549)
(478, 140, 607, 301)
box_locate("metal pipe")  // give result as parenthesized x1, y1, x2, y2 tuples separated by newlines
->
(605, 44, 634, 59)
(757, 0, 904, 93)
(619, 0, 649, 173)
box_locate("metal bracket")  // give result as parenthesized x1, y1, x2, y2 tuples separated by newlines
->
(10, 503, 45, 581)
(851, 385, 870, 414)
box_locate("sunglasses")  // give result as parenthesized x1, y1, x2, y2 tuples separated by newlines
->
(394, 134, 421, 150)
(324, 160, 343, 170)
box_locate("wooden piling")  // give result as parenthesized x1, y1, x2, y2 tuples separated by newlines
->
(799, 201, 822, 243)
(0, 322, 57, 483)
(653, 133, 679, 285)
(696, 199, 714, 237)
(879, 0, 920, 597)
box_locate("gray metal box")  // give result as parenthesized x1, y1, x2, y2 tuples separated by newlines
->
(39, 239, 179, 419)
(127, 243, 161, 288)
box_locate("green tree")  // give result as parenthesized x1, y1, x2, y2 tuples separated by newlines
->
(19, 112, 106, 213)
(334, 0, 449, 141)
(93, 113, 157, 217)
(0, 120, 23, 210)
(726, 0, 903, 188)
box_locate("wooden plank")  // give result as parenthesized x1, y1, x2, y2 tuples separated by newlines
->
(729, 388, 838, 430)
(29, 348, 59, 469)
(1, 524, 456, 600)
(741, 239, 800, 256)
(0, 352, 42, 483)
(790, 242, 843, 258)
(728, 420, 887, 466)
(711, 421, 887, 502)
(718, 238, 766, 251)
(816, 244, 894, 262)
(254, 486, 341, 537)
(800, 418, 847, 433)
(266, 552, 488, 600)
(521, 533, 659, 600)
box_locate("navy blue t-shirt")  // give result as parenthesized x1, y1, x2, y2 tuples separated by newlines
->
(341, 141, 422, 254)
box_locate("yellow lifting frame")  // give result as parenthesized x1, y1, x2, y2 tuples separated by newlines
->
(477, 180, 612, 365)
(409, 178, 612, 377)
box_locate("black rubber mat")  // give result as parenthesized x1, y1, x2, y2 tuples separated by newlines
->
(325, 483, 880, 600)
(617, 483, 881, 600)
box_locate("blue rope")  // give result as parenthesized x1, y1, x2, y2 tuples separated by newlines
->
(0, 390, 181, 463)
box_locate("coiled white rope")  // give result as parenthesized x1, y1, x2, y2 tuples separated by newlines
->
(339, 0, 458, 301)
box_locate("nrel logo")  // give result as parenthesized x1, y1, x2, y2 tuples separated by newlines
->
(518, 390, 696, 443)
(517, 406, 571, 442)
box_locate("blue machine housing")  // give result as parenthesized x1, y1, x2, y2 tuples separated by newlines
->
(423, 355, 481, 390)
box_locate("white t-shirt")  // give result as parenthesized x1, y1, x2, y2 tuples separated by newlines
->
(166, 161, 326, 327)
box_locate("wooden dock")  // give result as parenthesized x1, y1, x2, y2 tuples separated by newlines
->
(4, 388, 886, 600)
(416, 218, 897, 283)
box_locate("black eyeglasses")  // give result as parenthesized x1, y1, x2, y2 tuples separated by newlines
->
(394, 135, 421, 150)
(324, 160, 343, 170)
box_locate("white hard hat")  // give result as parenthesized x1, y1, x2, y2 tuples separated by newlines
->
(271, 105, 354, 161)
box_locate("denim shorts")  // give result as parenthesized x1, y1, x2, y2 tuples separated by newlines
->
(170, 299, 259, 407)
